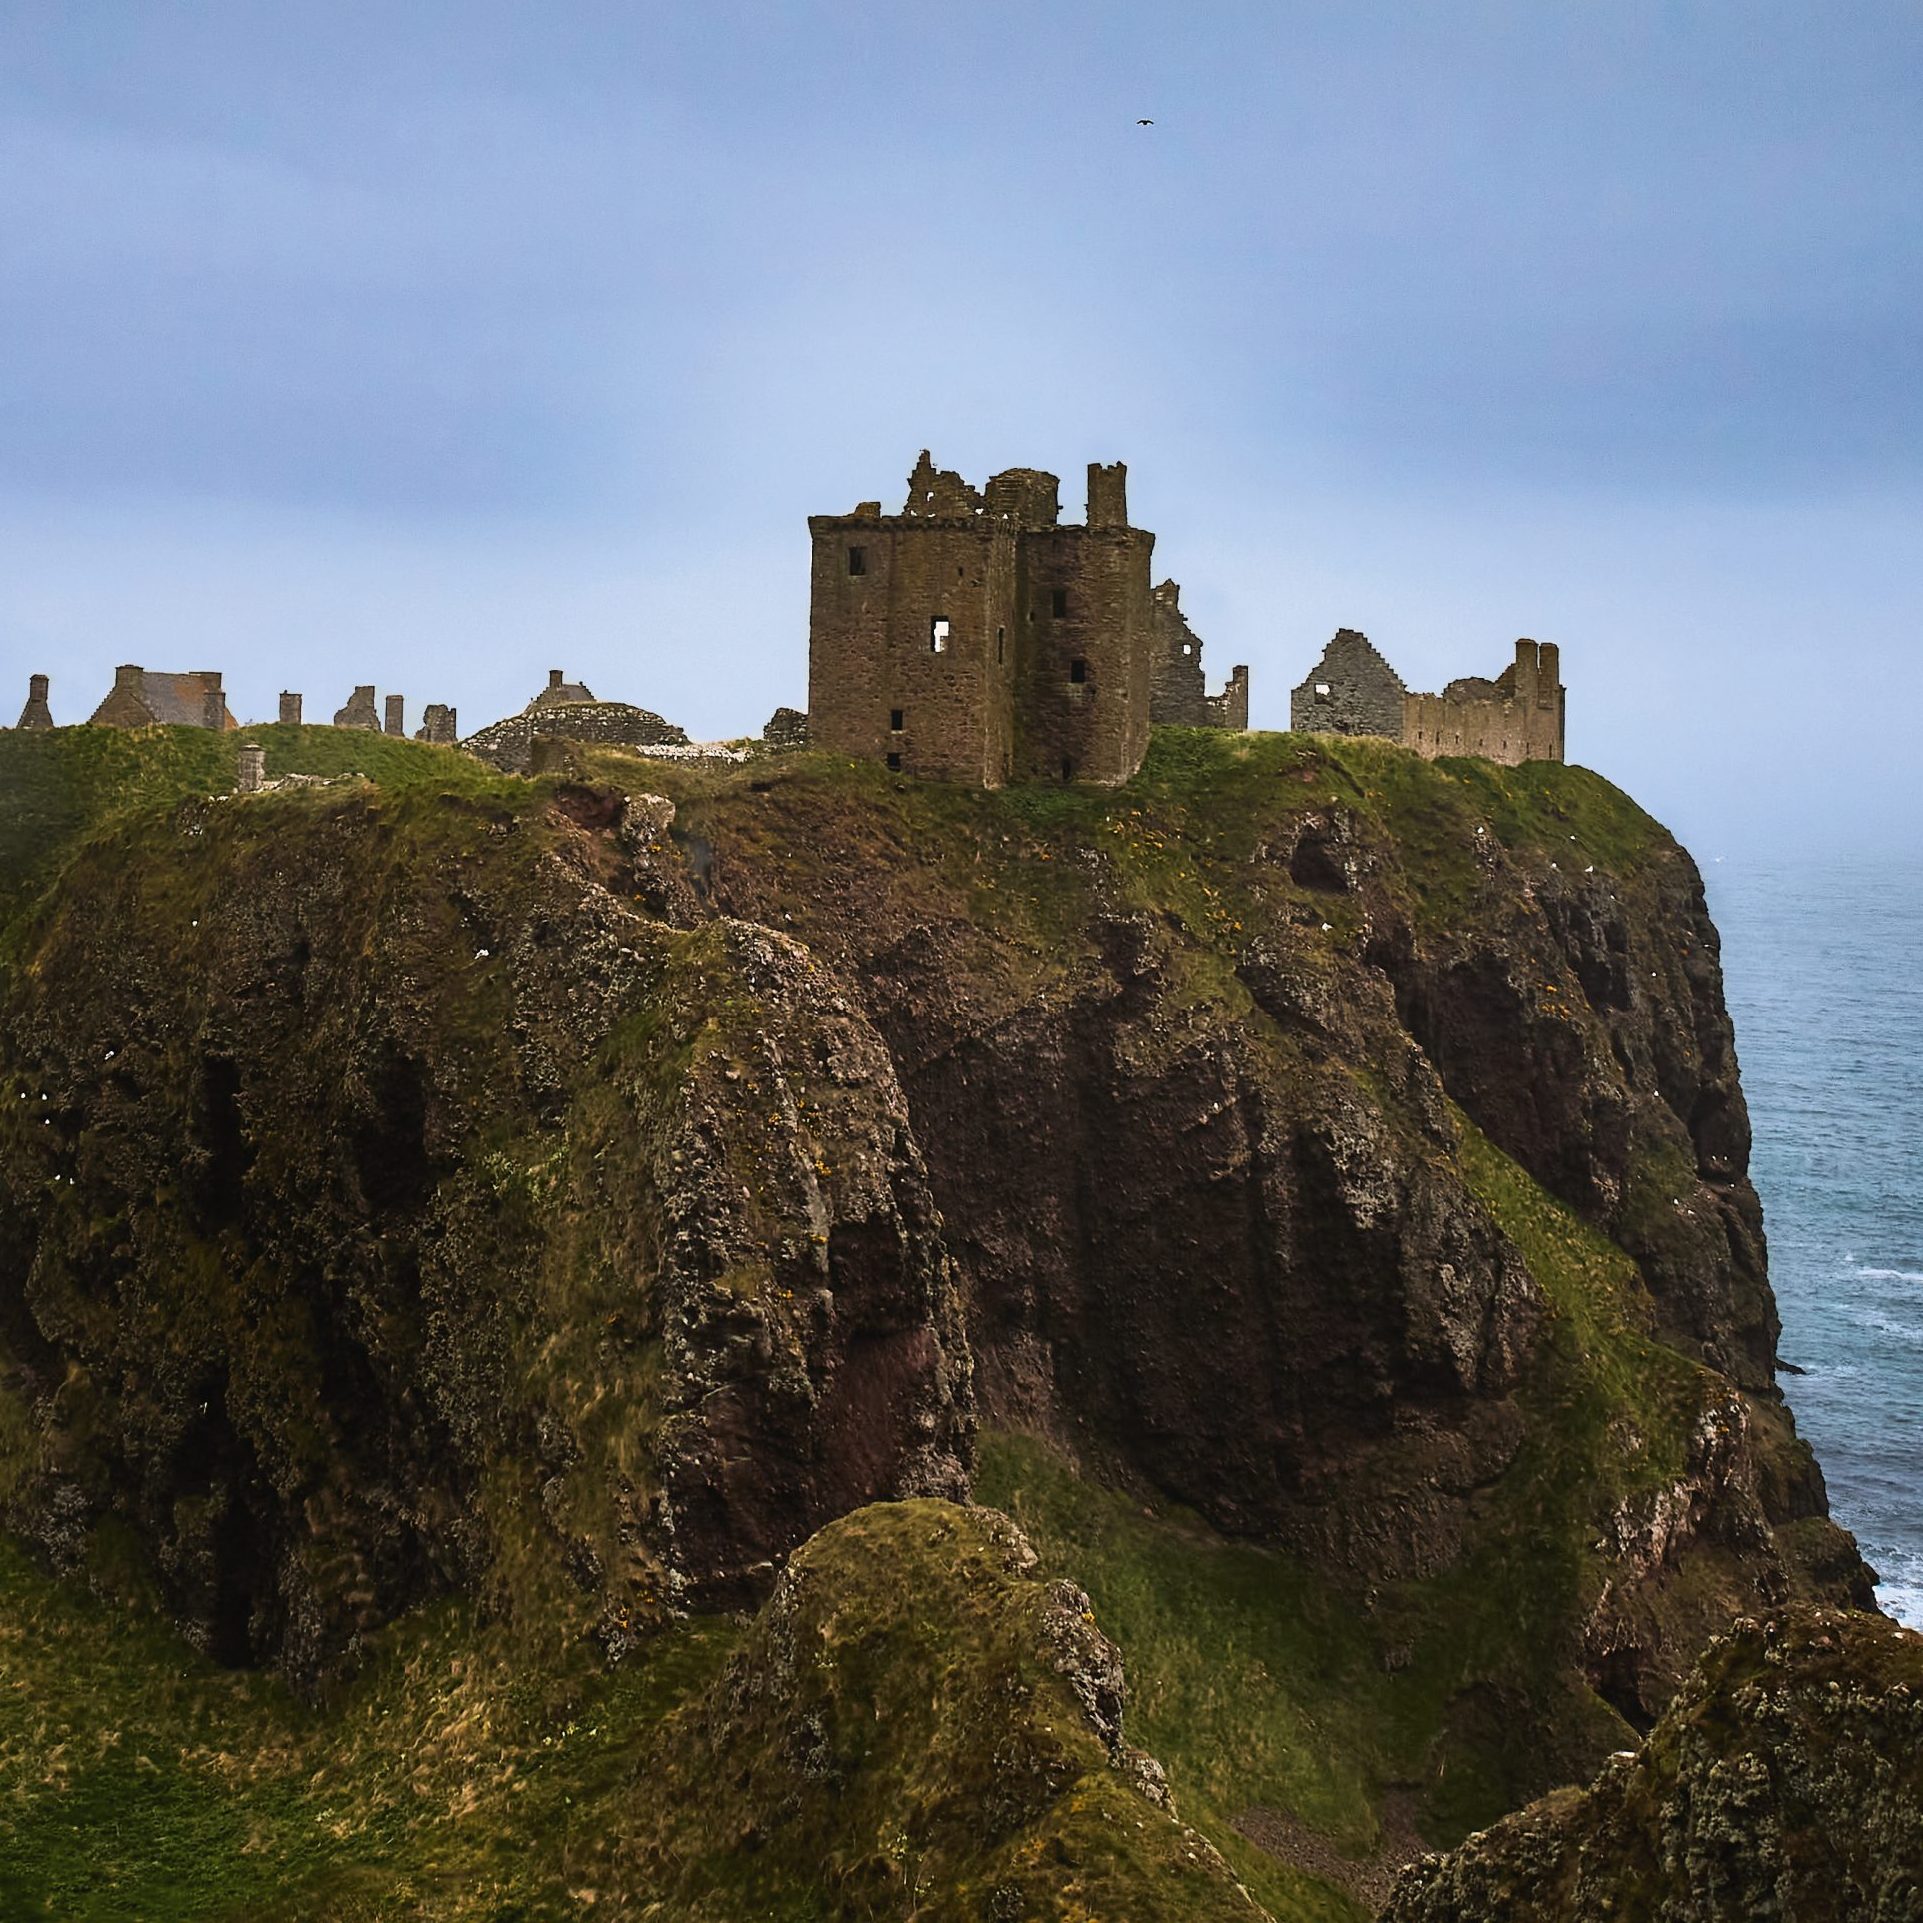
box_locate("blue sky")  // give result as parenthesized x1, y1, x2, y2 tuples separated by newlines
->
(3, 1, 1919, 858)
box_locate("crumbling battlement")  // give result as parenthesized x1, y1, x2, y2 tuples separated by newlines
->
(807, 451, 1166, 788)
(1404, 639, 1564, 765)
(1148, 581, 1248, 730)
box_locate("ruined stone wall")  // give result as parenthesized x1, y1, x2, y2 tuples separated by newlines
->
(1203, 665, 1249, 731)
(1290, 630, 1407, 738)
(334, 686, 380, 731)
(1148, 582, 1249, 731)
(1403, 640, 1564, 765)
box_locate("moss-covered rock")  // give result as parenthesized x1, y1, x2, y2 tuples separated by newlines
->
(1384, 1606, 1923, 1921)
(584, 1498, 1270, 1920)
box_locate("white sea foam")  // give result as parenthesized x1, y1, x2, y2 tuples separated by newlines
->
(1881, 1583, 1923, 1632)
(1856, 1266, 1923, 1285)
(1855, 1310, 1923, 1346)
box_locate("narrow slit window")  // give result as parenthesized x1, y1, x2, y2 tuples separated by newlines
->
(889, 708, 904, 731)
(1050, 588, 1068, 619)
(848, 546, 866, 576)
(996, 626, 1005, 662)
(930, 616, 950, 653)
(1069, 658, 1087, 684)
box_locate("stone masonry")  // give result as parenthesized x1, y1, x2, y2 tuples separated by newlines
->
(1290, 630, 1408, 738)
(417, 704, 458, 746)
(1291, 629, 1566, 766)
(1148, 580, 1248, 729)
(15, 674, 53, 731)
(89, 666, 236, 732)
(808, 451, 1159, 787)
(279, 692, 303, 726)
(1403, 640, 1564, 765)
(463, 669, 687, 775)
(333, 686, 381, 730)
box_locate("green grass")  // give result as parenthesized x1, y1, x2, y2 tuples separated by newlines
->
(0, 1535, 739, 1921)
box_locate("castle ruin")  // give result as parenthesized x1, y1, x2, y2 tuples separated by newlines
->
(809, 453, 1172, 787)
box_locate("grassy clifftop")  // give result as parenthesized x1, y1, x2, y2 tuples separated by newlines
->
(0, 723, 1876, 1918)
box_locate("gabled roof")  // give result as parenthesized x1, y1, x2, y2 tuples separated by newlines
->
(1293, 629, 1407, 696)
(527, 679, 596, 711)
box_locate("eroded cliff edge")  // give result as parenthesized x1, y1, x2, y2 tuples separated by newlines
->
(0, 723, 1876, 1905)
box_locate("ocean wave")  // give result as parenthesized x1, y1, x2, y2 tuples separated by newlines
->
(1856, 1266, 1923, 1285)
(1877, 1578, 1923, 1633)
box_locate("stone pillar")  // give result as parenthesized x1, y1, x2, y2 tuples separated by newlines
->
(236, 743, 267, 793)
(200, 674, 229, 731)
(384, 693, 405, 737)
(15, 673, 53, 731)
(549, 669, 566, 692)
(279, 691, 302, 726)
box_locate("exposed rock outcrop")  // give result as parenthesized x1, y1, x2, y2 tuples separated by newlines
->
(1385, 1606, 1923, 1922)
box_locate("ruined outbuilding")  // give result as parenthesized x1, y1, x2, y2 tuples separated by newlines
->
(89, 666, 236, 732)
(1148, 581, 1248, 730)
(808, 452, 1162, 787)
(15, 674, 53, 731)
(463, 668, 688, 775)
(1290, 629, 1566, 766)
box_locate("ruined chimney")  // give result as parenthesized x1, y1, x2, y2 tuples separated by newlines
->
(279, 691, 302, 726)
(384, 693, 405, 737)
(201, 678, 228, 730)
(549, 669, 565, 690)
(16, 673, 54, 731)
(1086, 461, 1128, 528)
(115, 663, 143, 691)
(236, 743, 266, 794)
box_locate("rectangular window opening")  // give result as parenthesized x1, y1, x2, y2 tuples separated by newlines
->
(1050, 588, 1068, 619)
(848, 546, 866, 576)
(886, 751, 902, 771)
(889, 708, 904, 731)
(996, 626, 1005, 663)
(930, 616, 950, 653)
(1069, 658, 1087, 685)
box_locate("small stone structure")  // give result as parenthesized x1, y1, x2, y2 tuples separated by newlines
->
(1403, 641, 1564, 765)
(1291, 631, 1407, 738)
(384, 694, 405, 737)
(279, 692, 302, 726)
(333, 686, 381, 731)
(1291, 630, 1565, 766)
(236, 743, 267, 793)
(1147, 581, 1248, 729)
(762, 706, 809, 749)
(15, 674, 54, 731)
(464, 669, 688, 775)
(808, 450, 1167, 788)
(416, 704, 458, 745)
(88, 666, 236, 732)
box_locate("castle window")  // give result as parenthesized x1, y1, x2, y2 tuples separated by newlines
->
(996, 626, 1005, 662)
(1061, 756, 1074, 780)
(886, 751, 902, 771)
(930, 616, 950, 653)
(1069, 658, 1087, 684)
(890, 709, 904, 731)
(1314, 683, 1331, 698)
(1181, 643, 1192, 655)
(1051, 588, 1068, 619)
(848, 546, 866, 576)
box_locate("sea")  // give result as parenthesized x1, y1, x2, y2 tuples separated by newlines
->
(1709, 856, 1923, 1630)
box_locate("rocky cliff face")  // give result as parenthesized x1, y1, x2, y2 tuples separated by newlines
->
(0, 725, 1872, 1851)
(1384, 1606, 1923, 1921)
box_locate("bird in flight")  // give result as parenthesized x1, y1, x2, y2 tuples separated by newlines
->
(1137, 117, 1154, 125)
